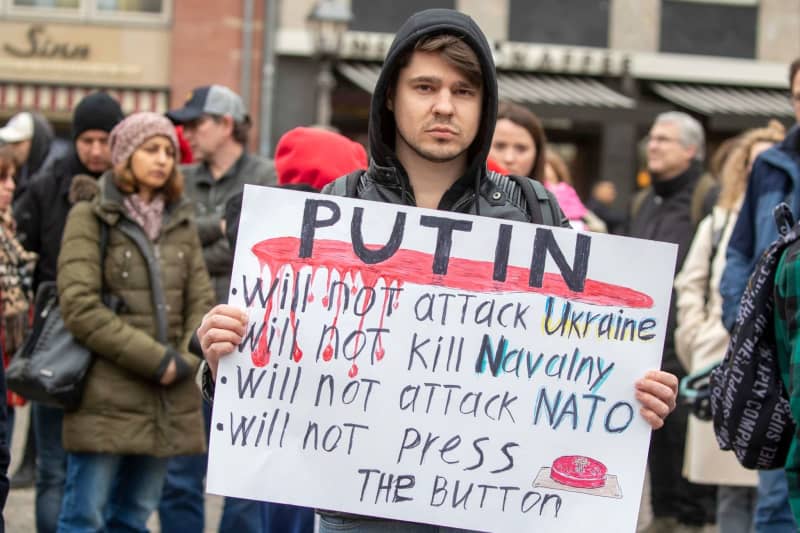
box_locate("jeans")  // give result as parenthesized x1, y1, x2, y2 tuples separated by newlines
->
(718, 485, 756, 533)
(262, 502, 314, 533)
(159, 400, 264, 533)
(157, 452, 206, 532)
(754, 469, 797, 533)
(318, 515, 477, 533)
(33, 403, 67, 533)
(57, 452, 167, 533)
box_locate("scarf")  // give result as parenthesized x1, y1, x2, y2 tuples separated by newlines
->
(0, 208, 37, 355)
(123, 194, 165, 241)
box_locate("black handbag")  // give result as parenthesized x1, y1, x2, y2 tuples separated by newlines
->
(6, 221, 109, 411)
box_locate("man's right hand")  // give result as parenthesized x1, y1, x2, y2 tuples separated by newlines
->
(197, 304, 249, 379)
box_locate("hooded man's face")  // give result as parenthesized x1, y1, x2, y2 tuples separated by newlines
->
(388, 50, 482, 167)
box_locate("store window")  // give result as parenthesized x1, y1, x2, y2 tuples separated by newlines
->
(660, 0, 757, 58)
(2, 0, 170, 22)
(508, 0, 609, 47)
(13, 0, 79, 7)
(95, 0, 162, 14)
(350, 0, 454, 33)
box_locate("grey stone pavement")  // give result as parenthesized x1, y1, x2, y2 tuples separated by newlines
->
(4, 404, 223, 532)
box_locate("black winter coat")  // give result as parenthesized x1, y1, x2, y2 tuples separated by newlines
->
(15, 152, 98, 291)
(627, 163, 701, 375)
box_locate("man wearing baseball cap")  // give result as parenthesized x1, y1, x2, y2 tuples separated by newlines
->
(161, 85, 275, 533)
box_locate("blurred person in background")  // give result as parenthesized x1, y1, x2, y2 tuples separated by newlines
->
(586, 180, 626, 234)
(489, 100, 547, 180)
(629, 111, 716, 533)
(2, 110, 68, 492)
(14, 91, 124, 533)
(489, 101, 605, 231)
(0, 146, 36, 444)
(675, 121, 786, 533)
(55, 112, 214, 532)
(720, 58, 800, 533)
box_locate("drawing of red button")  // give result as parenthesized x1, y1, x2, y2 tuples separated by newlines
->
(550, 455, 607, 489)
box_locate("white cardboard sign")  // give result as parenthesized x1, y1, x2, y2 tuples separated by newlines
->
(207, 185, 678, 533)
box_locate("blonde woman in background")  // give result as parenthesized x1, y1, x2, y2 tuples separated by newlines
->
(674, 120, 786, 533)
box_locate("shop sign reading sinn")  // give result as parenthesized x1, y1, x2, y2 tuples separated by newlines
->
(3, 24, 90, 60)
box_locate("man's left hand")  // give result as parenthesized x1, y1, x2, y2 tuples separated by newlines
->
(635, 370, 678, 430)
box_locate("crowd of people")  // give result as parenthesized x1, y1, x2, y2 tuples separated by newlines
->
(0, 6, 796, 533)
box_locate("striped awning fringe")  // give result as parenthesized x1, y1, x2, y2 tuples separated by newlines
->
(0, 83, 169, 115)
(651, 82, 794, 117)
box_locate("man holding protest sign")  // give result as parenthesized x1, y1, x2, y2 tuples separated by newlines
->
(197, 8, 679, 532)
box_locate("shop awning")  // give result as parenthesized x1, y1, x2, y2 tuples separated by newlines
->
(337, 62, 636, 109)
(0, 83, 170, 115)
(650, 82, 793, 118)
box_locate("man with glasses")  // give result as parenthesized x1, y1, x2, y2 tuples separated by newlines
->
(720, 58, 800, 533)
(163, 84, 275, 533)
(628, 111, 716, 533)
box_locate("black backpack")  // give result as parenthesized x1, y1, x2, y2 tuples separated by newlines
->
(327, 170, 561, 226)
(709, 203, 798, 470)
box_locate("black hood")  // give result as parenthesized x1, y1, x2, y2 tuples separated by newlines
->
(367, 9, 498, 194)
(27, 113, 54, 176)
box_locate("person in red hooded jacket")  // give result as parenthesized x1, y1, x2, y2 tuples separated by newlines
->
(275, 127, 367, 190)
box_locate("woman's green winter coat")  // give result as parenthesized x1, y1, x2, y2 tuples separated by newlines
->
(57, 175, 215, 456)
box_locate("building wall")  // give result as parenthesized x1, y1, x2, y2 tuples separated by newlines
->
(457, 0, 509, 41)
(609, 0, 660, 52)
(757, 0, 800, 63)
(170, 0, 271, 151)
(169, 0, 243, 108)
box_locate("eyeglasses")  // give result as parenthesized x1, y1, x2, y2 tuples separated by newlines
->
(646, 135, 682, 145)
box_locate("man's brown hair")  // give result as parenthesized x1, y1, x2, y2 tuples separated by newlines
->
(390, 34, 483, 94)
(208, 114, 250, 146)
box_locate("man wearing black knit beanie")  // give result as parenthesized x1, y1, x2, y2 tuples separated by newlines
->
(14, 91, 124, 533)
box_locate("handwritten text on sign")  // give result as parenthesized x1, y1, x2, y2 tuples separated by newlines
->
(206, 186, 677, 533)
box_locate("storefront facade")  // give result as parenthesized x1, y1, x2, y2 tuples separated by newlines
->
(0, 0, 172, 133)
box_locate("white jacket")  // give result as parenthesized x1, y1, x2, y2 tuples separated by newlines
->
(674, 205, 757, 486)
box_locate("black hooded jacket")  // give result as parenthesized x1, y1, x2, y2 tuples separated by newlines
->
(15, 151, 103, 291)
(324, 9, 567, 226)
(13, 113, 54, 202)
